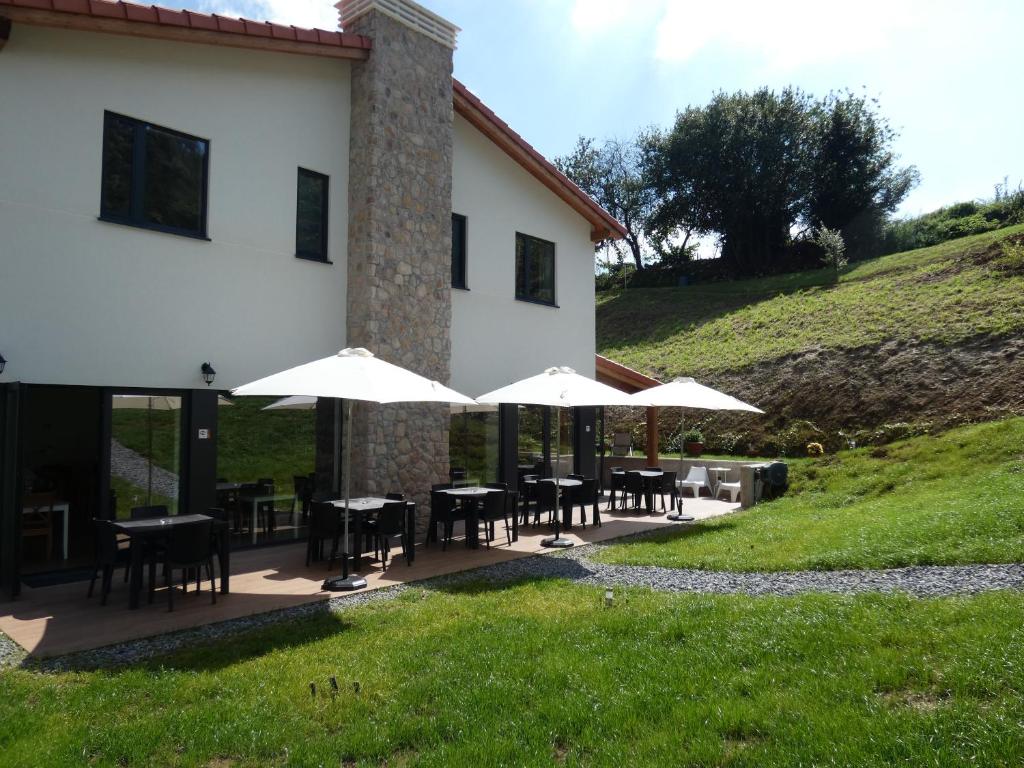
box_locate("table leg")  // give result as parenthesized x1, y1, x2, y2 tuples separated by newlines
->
(251, 499, 258, 546)
(511, 494, 519, 542)
(218, 527, 230, 594)
(464, 500, 479, 549)
(645, 481, 655, 515)
(406, 503, 416, 564)
(62, 504, 69, 560)
(128, 540, 144, 610)
(561, 489, 573, 530)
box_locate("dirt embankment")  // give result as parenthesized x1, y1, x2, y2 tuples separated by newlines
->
(608, 334, 1024, 455)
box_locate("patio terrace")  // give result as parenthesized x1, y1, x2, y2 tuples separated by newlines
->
(0, 497, 737, 659)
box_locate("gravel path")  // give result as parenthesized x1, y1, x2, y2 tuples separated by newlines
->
(110, 439, 180, 500)
(8, 531, 1024, 672)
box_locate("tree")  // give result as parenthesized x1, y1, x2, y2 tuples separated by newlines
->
(556, 135, 685, 271)
(808, 91, 918, 259)
(647, 87, 817, 276)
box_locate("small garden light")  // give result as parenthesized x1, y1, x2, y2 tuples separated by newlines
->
(200, 362, 216, 386)
(605, 588, 614, 608)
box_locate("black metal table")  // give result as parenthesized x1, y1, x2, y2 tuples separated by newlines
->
(113, 513, 230, 610)
(328, 497, 416, 569)
(524, 478, 582, 530)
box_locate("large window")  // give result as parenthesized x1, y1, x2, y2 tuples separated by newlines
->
(452, 213, 467, 288)
(515, 232, 556, 305)
(100, 111, 209, 239)
(296, 168, 330, 262)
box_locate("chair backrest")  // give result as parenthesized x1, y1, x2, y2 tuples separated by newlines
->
(536, 481, 558, 509)
(206, 507, 228, 522)
(166, 519, 213, 563)
(130, 505, 168, 520)
(685, 466, 710, 484)
(660, 470, 677, 490)
(613, 432, 631, 448)
(576, 477, 596, 503)
(376, 500, 407, 535)
(624, 471, 645, 493)
(430, 489, 455, 518)
(645, 466, 662, 472)
(567, 473, 584, 481)
(385, 492, 405, 501)
(449, 467, 467, 481)
(309, 501, 340, 537)
(293, 475, 312, 497)
(92, 518, 121, 564)
(481, 488, 507, 520)
(431, 482, 452, 491)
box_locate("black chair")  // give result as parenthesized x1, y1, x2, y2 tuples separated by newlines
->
(624, 472, 645, 511)
(385, 492, 405, 500)
(609, 468, 626, 510)
(573, 477, 600, 528)
(293, 475, 314, 519)
(370, 500, 411, 572)
(519, 474, 539, 525)
(364, 493, 404, 557)
(86, 518, 130, 605)
(130, 505, 168, 520)
(163, 519, 216, 612)
(307, 501, 341, 569)
(646, 466, 662, 472)
(657, 470, 678, 513)
(535, 481, 558, 527)
(478, 487, 510, 548)
(429, 488, 465, 551)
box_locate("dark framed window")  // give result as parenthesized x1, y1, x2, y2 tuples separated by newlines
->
(515, 232, 556, 306)
(452, 213, 467, 288)
(100, 111, 209, 239)
(296, 168, 330, 262)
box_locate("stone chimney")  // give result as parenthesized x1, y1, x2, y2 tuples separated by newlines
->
(337, 0, 460, 516)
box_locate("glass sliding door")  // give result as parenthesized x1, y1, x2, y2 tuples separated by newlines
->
(449, 406, 499, 486)
(109, 393, 183, 518)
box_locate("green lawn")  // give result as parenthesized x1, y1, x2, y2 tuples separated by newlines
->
(3, 582, 1024, 767)
(597, 224, 1024, 378)
(597, 417, 1024, 572)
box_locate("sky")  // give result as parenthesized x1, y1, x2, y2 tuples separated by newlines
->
(177, 0, 1023, 218)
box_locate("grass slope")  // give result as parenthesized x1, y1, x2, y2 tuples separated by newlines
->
(597, 418, 1024, 572)
(597, 224, 1024, 378)
(3, 583, 1024, 767)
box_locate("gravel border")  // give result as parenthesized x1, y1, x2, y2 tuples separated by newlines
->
(9, 526, 1024, 672)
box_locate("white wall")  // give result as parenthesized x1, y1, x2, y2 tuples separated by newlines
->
(0, 26, 351, 390)
(451, 114, 597, 398)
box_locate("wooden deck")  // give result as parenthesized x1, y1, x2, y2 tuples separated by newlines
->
(0, 498, 737, 658)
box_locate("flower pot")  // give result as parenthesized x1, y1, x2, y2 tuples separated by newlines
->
(684, 441, 704, 457)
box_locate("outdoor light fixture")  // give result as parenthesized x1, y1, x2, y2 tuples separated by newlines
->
(0, 353, 5, 375)
(605, 588, 614, 608)
(200, 362, 216, 386)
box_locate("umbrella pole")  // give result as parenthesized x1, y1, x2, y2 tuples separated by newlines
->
(543, 406, 573, 548)
(668, 409, 694, 522)
(325, 398, 367, 590)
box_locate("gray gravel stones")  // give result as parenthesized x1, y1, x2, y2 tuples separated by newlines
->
(11, 528, 1024, 672)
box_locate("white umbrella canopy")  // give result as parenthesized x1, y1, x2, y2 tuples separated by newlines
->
(233, 347, 476, 405)
(477, 366, 644, 547)
(232, 347, 476, 590)
(113, 394, 233, 409)
(630, 377, 763, 413)
(262, 394, 496, 414)
(627, 377, 763, 520)
(476, 366, 641, 408)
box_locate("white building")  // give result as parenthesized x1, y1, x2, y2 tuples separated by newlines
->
(0, 0, 624, 595)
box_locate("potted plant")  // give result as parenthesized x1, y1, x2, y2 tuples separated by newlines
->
(683, 427, 705, 457)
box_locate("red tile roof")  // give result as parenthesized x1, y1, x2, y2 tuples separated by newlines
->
(0, 0, 372, 51)
(0, 0, 625, 240)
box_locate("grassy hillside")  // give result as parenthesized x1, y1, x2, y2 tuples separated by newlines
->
(598, 224, 1024, 377)
(597, 417, 1024, 571)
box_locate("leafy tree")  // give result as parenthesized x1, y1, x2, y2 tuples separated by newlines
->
(808, 91, 918, 259)
(647, 87, 817, 276)
(556, 135, 688, 271)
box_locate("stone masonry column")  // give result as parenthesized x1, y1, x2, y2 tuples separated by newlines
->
(339, 1, 458, 519)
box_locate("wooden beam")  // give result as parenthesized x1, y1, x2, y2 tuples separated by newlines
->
(646, 406, 659, 464)
(1, 8, 369, 61)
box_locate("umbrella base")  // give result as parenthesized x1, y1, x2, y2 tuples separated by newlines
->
(667, 513, 695, 522)
(542, 536, 574, 548)
(322, 575, 368, 591)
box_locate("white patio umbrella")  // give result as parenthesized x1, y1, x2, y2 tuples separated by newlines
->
(477, 366, 641, 547)
(233, 347, 477, 590)
(628, 377, 763, 520)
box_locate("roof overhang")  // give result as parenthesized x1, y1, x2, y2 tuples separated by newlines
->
(0, 1, 371, 60)
(454, 80, 627, 243)
(595, 354, 660, 394)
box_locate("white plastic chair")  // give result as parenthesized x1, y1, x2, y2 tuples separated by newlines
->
(716, 481, 741, 503)
(677, 466, 712, 498)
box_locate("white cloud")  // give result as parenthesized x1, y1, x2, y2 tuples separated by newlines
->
(654, 0, 923, 69)
(196, 0, 339, 29)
